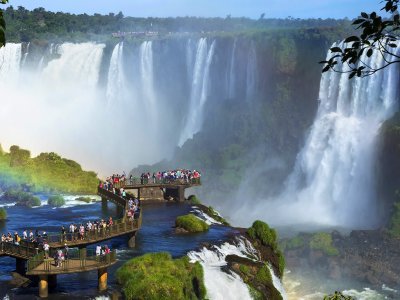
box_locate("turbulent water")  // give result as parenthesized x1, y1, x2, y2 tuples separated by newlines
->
(238, 42, 400, 228)
(188, 237, 286, 300)
(0, 38, 257, 176)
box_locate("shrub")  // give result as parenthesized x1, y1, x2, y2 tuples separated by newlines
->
(75, 196, 92, 203)
(0, 208, 7, 220)
(176, 214, 209, 233)
(247, 220, 278, 249)
(286, 236, 305, 250)
(47, 195, 65, 207)
(309, 232, 339, 256)
(207, 206, 230, 226)
(255, 265, 272, 285)
(276, 249, 285, 277)
(188, 195, 201, 205)
(6, 190, 41, 207)
(116, 252, 206, 300)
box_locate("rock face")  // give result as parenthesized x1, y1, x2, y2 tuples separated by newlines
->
(283, 230, 400, 288)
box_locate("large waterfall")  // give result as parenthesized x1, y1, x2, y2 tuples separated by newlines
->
(242, 43, 400, 228)
(0, 38, 258, 175)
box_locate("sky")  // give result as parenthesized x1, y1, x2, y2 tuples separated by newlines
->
(4, 0, 385, 19)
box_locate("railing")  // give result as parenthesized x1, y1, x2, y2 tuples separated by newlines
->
(0, 241, 38, 258)
(27, 250, 117, 273)
(111, 177, 201, 189)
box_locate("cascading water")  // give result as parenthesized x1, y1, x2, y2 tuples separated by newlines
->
(228, 38, 237, 99)
(106, 42, 126, 104)
(187, 237, 286, 300)
(245, 42, 257, 101)
(247, 42, 400, 228)
(0, 43, 22, 84)
(179, 38, 216, 146)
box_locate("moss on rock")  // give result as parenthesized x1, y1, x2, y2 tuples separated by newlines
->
(116, 252, 206, 300)
(5, 190, 41, 207)
(175, 214, 209, 233)
(75, 196, 93, 203)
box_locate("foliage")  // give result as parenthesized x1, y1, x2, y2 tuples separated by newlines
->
(324, 291, 354, 300)
(309, 232, 339, 256)
(2, 6, 353, 43)
(276, 249, 285, 277)
(187, 195, 201, 205)
(321, 0, 400, 78)
(0, 145, 98, 194)
(255, 265, 272, 286)
(75, 196, 93, 203)
(0, 0, 7, 47)
(389, 201, 400, 237)
(247, 220, 278, 249)
(116, 252, 206, 300)
(285, 236, 305, 250)
(47, 195, 65, 207)
(0, 207, 6, 220)
(5, 189, 41, 207)
(175, 214, 209, 233)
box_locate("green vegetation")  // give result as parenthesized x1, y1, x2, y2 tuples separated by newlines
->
(247, 220, 285, 277)
(188, 195, 201, 205)
(0, 208, 7, 220)
(5, 189, 41, 207)
(75, 196, 93, 203)
(309, 232, 339, 256)
(175, 214, 209, 233)
(207, 206, 230, 226)
(389, 200, 400, 238)
(247, 220, 278, 249)
(255, 265, 272, 286)
(47, 195, 65, 207)
(2, 5, 353, 43)
(116, 252, 206, 300)
(0, 145, 98, 194)
(285, 235, 305, 250)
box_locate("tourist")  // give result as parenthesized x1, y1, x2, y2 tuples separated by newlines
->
(96, 245, 101, 256)
(64, 244, 69, 260)
(43, 241, 50, 259)
(29, 230, 34, 241)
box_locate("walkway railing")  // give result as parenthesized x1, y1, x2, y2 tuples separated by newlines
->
(113, 177, 201, 189)
(0, 241, 38, 258)
(27, 250, 117, 274)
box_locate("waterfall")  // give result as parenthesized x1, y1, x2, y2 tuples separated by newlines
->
(228, 39, 237, 99)
(264, 43, 400, 227)
(0, 43, 22, 84)
(139, 41, 157, 122)
(246, 42, 257, 101)
(188, 237, 286, 300)
(187, 238, 255, 300)
(179, 38, 216, 146)
(106, 42, 125, 104)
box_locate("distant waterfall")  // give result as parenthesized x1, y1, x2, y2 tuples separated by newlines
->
(106, 42, 125, 104)
(179, 38, 216, 146)
(246, 42, 257, 101)
(270, 43, 400, 227)
(139, 41, 157, 122)
(0, 43, 22, 84)
(228, 39, 237, 98)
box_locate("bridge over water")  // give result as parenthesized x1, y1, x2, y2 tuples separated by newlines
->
(0, 179, 200, 297)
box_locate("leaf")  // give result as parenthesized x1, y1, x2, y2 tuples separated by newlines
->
(352, 19, 365, 25)
(366, 48, 373, 57)
(330, 47, 342, 53)
(349, 71, 357, 79)
(361, 12, 369, 18)
(344, 36, 360, 43)
(322, 65, 330, 73)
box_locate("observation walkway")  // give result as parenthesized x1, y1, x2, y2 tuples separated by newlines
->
(107, 178, 201, 202)
(0, 188, 142, 297)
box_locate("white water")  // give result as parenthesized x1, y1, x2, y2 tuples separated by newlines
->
(179, 38, 216, 146)
(246, 42, 257, 101)
(190, 206, 222, 225)
(106, 42, 126, 105)
(188, 237, 286, 300)
(240, 42, 400, 228)
(228, 39, 237, 99)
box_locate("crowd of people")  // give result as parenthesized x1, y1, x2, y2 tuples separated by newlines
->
(102, 169, 201, 186)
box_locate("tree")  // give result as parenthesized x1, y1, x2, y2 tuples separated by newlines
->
(0, 0, 8, 47)
(321, 0, 400, 78)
